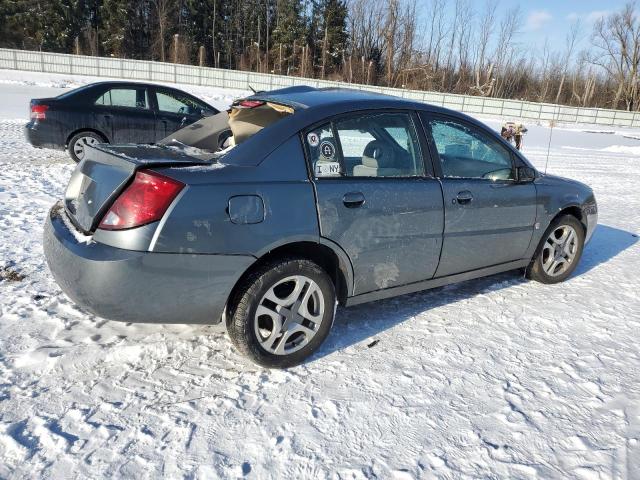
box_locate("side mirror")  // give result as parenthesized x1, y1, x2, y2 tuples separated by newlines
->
(517, 166, 536, 183)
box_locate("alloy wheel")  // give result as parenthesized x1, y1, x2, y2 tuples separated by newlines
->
(541, 224, 579, 277)
(73, 135, 100, 161)
(254, 275, 325, 355)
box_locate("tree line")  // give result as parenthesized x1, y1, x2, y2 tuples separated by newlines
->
(2, 0, 640, 111)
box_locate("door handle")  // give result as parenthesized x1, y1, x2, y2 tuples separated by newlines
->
(343, 192, 365, 208)
(180, 116, 188, 127)
(455, 190, 473, 205)
(103, 114, 112, 121)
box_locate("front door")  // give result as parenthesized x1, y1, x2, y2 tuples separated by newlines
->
(93, 86, 156, 143)
(307, 111, 444, 295)
(420, 113, 537, 278)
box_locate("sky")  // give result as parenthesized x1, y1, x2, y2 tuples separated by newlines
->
(418, 0, 629, 63)
(517, 1, 626, 53)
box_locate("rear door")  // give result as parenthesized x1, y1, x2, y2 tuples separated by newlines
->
(93, 86, 156, 143)
(308, 111, 444, 295)
(420, 113, 537, 277)
(152, 87, 209, 140)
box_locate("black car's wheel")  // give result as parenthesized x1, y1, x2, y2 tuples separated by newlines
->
(227, 258, 336, 368)
(68, 131, 106, 163)
(526, 215, 585, 284)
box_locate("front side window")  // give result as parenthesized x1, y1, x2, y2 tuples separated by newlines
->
(156, 89, 202, 115)
(95, 88, 148, 109)
(306, 112, 425, 179)
(427, 117, 515, 181)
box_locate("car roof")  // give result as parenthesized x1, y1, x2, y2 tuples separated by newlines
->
(225, 85, 522, 168)
(57, 81, 215, 109)
(80, 81, 187, 90)
(245, 86, 430, 111)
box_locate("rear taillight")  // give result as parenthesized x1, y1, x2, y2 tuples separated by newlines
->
(30, 104, 49, 120)
(237, 100, 265, 108)
(98, 170, 184, 230)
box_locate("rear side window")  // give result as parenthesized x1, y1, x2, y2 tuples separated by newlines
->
(156, 89, 203, 115)
(306, 123, 342, 177)
(306, 112, 425, 178)
(95, 88, 149, 109)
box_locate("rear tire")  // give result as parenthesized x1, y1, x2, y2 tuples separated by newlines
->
(227, 258, 336, 368)
(526, 215, 585, 284)
(68, 131, 106, 163)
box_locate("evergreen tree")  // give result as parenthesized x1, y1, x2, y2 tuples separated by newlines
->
(271, 0, 306, 73)
(1, 0, 84, 52)
(308, 0, 347, 76)
(100, 0, 152, 59)
(100, 0, 129, 56)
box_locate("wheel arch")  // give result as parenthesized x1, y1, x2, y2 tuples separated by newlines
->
(65, 128, 110, 147)
(553, 204, 586, 233)
(227, 240, 354, 314)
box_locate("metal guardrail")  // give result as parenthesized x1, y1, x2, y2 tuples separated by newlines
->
(1, 47, 639, 128)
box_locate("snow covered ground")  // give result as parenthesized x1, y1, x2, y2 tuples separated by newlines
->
(0, 70, 639, 479)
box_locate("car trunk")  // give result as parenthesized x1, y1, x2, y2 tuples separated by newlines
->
(64, 144, 212, 233)
(64, 99, 296, 234)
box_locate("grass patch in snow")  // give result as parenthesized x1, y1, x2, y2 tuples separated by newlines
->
(0, 265, 26, 282)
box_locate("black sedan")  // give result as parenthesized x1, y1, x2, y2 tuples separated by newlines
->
(25, 81, 218, 162)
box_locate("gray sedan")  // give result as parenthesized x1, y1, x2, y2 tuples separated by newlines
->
(43, 86, 597, 368)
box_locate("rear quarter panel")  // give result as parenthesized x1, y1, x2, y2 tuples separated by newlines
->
(151, 136, 321, 255)
(52, 89, 111, 145)
(35, 104, 100, 147)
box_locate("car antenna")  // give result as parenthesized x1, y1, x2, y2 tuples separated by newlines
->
(544, 107, 559, 174)
(247, 85, 265, 95)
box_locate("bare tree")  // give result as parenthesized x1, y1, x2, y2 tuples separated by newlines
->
(473, 0, 497, 94)
(424, 0, 447, 73)
(151, 0, 172, 62)
(454, 0, 474, 91)
(590, 3, 640, 110)
(384, 0, 399, 86)
(492, 5, 523, 98)
(555, 20, 582, 103)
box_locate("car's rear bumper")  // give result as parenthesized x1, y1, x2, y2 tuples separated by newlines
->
(43, 202, 254, 324)
(24, 121, 65, 149)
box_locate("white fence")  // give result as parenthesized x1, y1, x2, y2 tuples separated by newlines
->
(2, 47, 639, 128)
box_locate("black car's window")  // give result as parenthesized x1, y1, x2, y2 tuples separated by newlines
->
(95, 88, 149, 109)
(156, 89, 204, 115)
(428, 118, 515, 181)
(307, 112, 424, 179)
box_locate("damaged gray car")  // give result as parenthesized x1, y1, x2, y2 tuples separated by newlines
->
(43, 86, 598, 368)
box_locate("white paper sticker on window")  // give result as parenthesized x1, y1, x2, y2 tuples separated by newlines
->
(307, 132, 320, 147)
(315, 161, 342, 177)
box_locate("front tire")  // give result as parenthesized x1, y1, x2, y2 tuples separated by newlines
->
(68, 131, 106, 163)
(526, 214, 585, 284)
(227, 258, 336, 368)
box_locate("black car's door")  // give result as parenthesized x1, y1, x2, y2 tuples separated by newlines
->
(420, 113, 537, 278)
(152, 87, 211, 141)
(93, 86, 156, 143)
(308, 111, 444, 296)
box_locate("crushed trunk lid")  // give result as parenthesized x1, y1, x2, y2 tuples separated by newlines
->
(64, 144, 212, 233)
